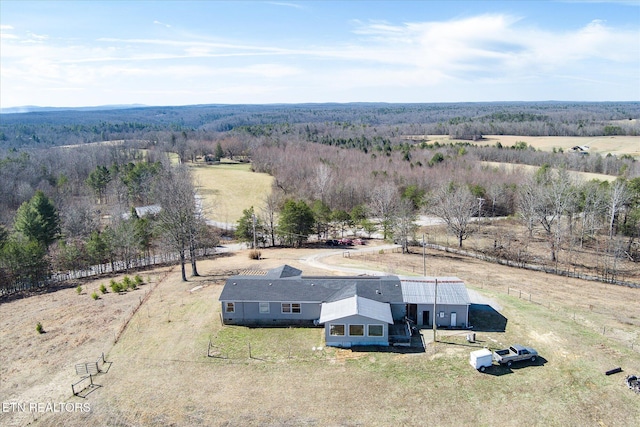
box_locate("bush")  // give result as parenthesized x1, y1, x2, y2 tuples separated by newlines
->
(248, 249, 261, 260)
(122, 276, 133, 289)
(36, 322, 44, 334)
(110, 279, 122, 293)
(76, 285, 82, 295)
(91, 292, 99, 300)
(134, 275, 144, 285)
(99, 283, 107, 294)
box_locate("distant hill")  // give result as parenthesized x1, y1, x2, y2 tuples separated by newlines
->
(0, 104, 147, 114)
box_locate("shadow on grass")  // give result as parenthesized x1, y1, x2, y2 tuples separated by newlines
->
(351, 335, 426, 354)
(74, 383, 102, 398)
(100, 361, 113, 374)
(481, 356, 548, 376)
(469, 303, 507, 332)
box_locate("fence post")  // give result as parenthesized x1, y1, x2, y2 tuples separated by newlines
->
(248, 342, 252, 359)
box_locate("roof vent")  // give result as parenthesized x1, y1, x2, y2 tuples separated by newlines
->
(376, 290, 381, 294)
(233, 282, 237, 286)
(269, 283, 272, 286)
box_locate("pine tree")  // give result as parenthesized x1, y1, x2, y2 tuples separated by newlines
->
(14, 191, 60, 248)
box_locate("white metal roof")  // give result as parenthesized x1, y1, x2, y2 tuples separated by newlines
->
(399, 277, 470, 305)
(319, 295, 393, 324)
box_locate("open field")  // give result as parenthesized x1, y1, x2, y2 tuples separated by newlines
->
(190, 162, 274, 224)
(427, 134, 640, 157)
(481, 161, 618, 182)
(1, 244, 638, 426)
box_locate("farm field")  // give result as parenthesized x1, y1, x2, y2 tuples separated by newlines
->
(480, 161, 619, 182)
(427, 134, 640, 157)
(1, 244, 638, 426)
(190, 162, 274, 225)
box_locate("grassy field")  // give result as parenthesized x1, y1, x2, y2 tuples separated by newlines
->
(2, 245, 638, 426)
(427, 134, 640, 157)
(190, 162, 274, 224)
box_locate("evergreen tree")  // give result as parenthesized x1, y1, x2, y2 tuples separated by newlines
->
(278, 200, 315, 247)
(14, 191, 60, 248)
(214, 142, 225, 161)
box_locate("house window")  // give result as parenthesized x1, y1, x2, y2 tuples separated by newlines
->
(259, 302, 270, 314)
(329, 324, 345, 336)
(368, 324, 384, 337)
(282, 303, 301, 314)
(225, 302, 235, 313)
(349, 324, 364, 336)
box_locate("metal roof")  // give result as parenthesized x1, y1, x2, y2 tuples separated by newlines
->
(319, 296, 393, 324)
(399, 277, 470, 305)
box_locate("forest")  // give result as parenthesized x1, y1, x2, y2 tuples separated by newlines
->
(0, 101, 638, 296)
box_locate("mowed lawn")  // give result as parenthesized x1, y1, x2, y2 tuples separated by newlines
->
(190, 162, 274, 224)
(22, 249, 640, 427)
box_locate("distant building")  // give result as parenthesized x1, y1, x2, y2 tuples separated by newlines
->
(219, 265, 471, 348)
(570, 145, 590, 154)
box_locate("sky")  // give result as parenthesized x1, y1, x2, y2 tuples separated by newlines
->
(1, 0, 639, 108)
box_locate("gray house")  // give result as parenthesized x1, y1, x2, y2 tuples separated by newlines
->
(219, 265, 470, 348)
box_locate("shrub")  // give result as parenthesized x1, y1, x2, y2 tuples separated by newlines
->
(36, 322, 44, 334)
(134, 275, 144, 285)
(248, 249, 261, 260)
(76, 285, 82, 295)
(91, 292, 99, 300)
(122, 276, 133, 289)
(99, 284, 107, 294)
(110, 279, 122, 293)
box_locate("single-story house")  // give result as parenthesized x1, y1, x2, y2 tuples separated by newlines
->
(219, 265, 471, 348)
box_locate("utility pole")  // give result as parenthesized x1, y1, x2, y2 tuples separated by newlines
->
(422, 233, 426, 277)
(433, 278, 438, 342)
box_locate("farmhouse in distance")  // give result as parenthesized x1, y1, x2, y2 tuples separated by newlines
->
(219, 265, 471, 348)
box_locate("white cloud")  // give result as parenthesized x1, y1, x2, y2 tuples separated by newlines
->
(266, 2, 304, 9)
(153, 20, 172, 28)
(1, 12, 638, 106)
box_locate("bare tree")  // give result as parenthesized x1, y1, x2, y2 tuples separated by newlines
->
(429, 184, 477, 248)
(368, 182, 399, 240)
(394, 198, 418, 253)
(607, 180, 629, 239)
(154, 165, 200, 281)
(260, 192, 282, 247)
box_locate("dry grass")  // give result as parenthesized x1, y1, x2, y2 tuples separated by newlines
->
(427, 134, 640, 157)
(481, 161, 618, 182)
(190, 162, 274, 224)
(2, 246, 638, 426)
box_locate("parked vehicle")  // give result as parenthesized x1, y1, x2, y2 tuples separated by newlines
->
(338, 238, 352, 245)
(326, 239, 339, 246)
(469, 348, 493, 372)
(493, 344, 538, 367)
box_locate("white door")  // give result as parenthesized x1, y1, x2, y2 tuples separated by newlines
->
(451, 312, 457, 327)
